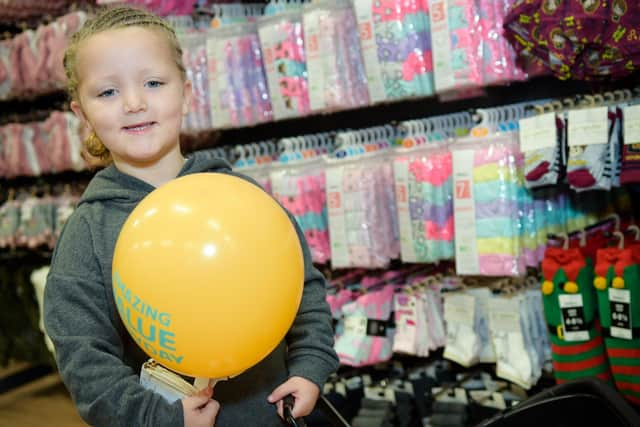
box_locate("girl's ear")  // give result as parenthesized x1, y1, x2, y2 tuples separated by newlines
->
(70, 100, 92, 132)
(182, 79, 193, 116)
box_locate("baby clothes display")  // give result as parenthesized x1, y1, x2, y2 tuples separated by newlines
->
(0, 111, 85, 178)
(206, 23, 273, 128)
(393, 143, 454, 263)
(302, 0, 370, 112)
(325, 153, 399, 269)
(0, 11, 87, 100)
(451, 133, 526, 276)
(353, 0, 435, 103)
(258, 11, 311, 120)
(270, 160, 331, 264)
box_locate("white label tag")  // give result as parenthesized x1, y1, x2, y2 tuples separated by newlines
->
(303, 10, 325, 111)
(624, 104, 640, 145)
(393, 159, 417, 262)
(207, 36, 231, 127)
(429, 0, 454, 92)
(488, 299, 521, 333)
(21, 198, 36, 222)
(444, 294, 476, 326)
(344, 314, 367, 337)
(609, 288, 632, 340)
(452, 149, 479, 274)
(519, 113, 557, 151)
(353, 0, 386, 103)
(326, 166, 349, 267)
(205, 36, 222, 127)
(559, 294, 590, 342)
(271, 172, 299, 198)
(568, 107, 608, 147)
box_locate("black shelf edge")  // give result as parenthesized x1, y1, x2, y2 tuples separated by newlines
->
(195, 74, 640, 148)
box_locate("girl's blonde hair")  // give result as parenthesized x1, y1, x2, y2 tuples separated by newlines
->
(64, 6, 187, 160)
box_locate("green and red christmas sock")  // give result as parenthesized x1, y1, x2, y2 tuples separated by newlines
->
(542, 247, 612, 385)
(594, 245, 640, 405)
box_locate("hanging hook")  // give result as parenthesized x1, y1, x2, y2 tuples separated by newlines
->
(613, 231, 625, 250)
(627, 225, 640, 241)
(607, 213, 621, 232)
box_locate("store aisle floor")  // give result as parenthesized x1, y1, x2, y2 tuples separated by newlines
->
(0, 366, 86, 427)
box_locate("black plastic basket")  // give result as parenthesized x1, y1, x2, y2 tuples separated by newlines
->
(477, 377, 640, 427)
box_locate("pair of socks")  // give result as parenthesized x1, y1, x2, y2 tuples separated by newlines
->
(334, 285, 395, 367)
(351, 396, 395, 427)
(443, 293, 481, 367)
(524, 115, 566, 188)
(594, 245, 640, 405)
(621, 106, 640, 184)
(567, 109, 619, 191)
(541, 247, 613, 385)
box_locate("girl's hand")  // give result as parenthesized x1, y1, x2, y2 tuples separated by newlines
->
(268, 376, 320, 419)
(182, 386, 220, 427)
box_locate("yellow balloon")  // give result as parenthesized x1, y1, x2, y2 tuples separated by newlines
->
(112, 173, 304, 379)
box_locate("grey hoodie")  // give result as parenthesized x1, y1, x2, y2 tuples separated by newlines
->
(44, 152, 339, 427)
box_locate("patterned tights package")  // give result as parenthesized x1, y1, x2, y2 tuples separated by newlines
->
(353, 0, 435, 103)
(393, 142, 454, 263)
(258, 11, 311, 120)
(451, 133, 526, 276)
(302, 0, 370, 113)
(270, 159, 331, 264)
(206, 23, 273, 128)
(180, 32, 212, 131)
(325, 153, 399, 269)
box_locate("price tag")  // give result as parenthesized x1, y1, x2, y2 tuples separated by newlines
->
(429, 0, 454, 92)
(344, 314, 367, 337)
(488, 299, 521, 333)
(609, 288, 632, 340)
(452, 149, 479, 275)
(353, 0, 386, 103)
(519, 113, 557, 151)
(624, 104, 640, 145)
(303, 10, 325, 111)
(559, 294, 589, 342)
(326, 166, 349, 267)
(393, 159, 416, 262)
(444, 294, 475, 326)
(568, 107, 608, 147)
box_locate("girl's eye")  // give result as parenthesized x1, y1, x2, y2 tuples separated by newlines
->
(146, 80, 164, 88)
(98, 88, 116, 98)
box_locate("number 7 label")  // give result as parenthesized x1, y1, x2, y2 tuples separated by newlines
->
(455, 180, 470, 199)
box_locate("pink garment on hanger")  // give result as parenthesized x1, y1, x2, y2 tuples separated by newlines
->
(31, 122, 52, 174)
(4, 124, 27, 178)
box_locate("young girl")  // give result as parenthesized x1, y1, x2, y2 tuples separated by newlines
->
(44, 6, 339, 427)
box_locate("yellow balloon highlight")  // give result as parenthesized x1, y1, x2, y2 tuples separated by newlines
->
(112, 173, 304, 379)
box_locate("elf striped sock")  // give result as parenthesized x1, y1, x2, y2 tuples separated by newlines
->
(594, 246, 640, 405)
(542, 247, 613, 385)
(549, 322, 611, 384)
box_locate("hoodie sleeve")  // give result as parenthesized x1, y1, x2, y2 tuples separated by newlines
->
(284, 212, 339, 389)
(44, 212, 183, 427)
